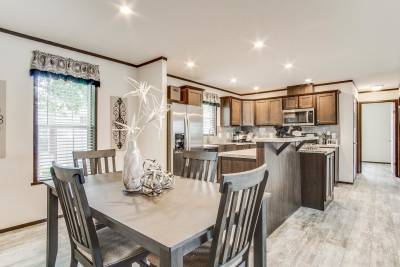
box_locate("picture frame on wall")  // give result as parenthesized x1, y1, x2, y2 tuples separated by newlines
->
(0, 81, 6, 159)
(110, 96, 128, 151)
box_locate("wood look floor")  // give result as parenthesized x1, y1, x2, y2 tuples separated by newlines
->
(1, 163, 399, 267)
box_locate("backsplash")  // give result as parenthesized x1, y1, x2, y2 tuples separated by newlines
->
(205, 125, 340, 144)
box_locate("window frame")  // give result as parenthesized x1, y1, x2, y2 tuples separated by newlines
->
(203, 103, 218, 136)
(32, 74, 98, 185)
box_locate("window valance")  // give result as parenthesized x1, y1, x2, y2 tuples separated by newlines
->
(203, 91, 220, 106)
(30, 50, 100, 86)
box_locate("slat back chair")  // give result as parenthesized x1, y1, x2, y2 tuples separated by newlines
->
(50, 163, 104, 266)
(181, 151, 219, 182)
(209, 164, 269, 267)
(73, 149, 116, 176)
(51, 163, 148, 267)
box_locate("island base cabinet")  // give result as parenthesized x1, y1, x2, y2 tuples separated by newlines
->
(300, 152, 335, 210)
(218, 157, 257, 182)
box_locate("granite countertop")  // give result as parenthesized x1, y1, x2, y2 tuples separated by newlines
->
(254, 136, 319, 143)
(299, 147, 336, 155)
(218, 148, 257, 160)
(207, 142, 256, 146)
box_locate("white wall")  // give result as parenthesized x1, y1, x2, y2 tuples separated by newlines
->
(362, 103, 392, 163)
(0, 32, 138, 229)
(137, 60, 168, 168)
(357, 89, 399, 102)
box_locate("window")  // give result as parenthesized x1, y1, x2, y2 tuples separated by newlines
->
(203, 103, 217, 135)
(33, 73, 96, 181)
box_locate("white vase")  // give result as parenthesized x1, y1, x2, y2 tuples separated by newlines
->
(123, 140, 144, 192)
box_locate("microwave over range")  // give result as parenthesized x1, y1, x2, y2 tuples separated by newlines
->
(283, 108, 315, 126)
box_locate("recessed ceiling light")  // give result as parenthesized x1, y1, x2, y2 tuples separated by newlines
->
(185, 60, 195, 68)
(253, 86, 259, 91)
(119, 5, 133, 15)
(305, 78, 312, 83)
(372, 84, 384, 91)
(253, 40, 265, 50)
(230, 78, 237, 84)
(284, 63, 293, 70)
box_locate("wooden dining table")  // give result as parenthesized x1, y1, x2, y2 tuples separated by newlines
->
(43, 172, 268, 267)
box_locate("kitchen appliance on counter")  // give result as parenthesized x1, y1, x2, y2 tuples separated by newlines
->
(168, 103, 203, 175)
(283, 108, 315, 126)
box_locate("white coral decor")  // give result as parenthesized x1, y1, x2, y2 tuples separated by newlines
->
(115, 78, 171, 193)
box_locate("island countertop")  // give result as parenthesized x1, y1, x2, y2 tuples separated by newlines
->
(218, 148, 256, 160)
(254, 136, 319, 143)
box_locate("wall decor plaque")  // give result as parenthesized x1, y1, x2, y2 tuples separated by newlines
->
(110, 96, 128, 150)
(0, 81, 5, 158)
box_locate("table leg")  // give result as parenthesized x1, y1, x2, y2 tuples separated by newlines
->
(254, 198, 267, 267)
(46, 187, 58, 267)
(159, 247, 183, 267)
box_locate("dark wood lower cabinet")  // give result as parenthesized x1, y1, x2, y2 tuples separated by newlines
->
(218, 157, 257, 182)
(300, 152, 335, 210)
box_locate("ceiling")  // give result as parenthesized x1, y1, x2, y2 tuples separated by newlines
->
(1, 0, 399, 93)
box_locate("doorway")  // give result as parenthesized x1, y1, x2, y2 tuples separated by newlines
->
(357, 100, 399, 176)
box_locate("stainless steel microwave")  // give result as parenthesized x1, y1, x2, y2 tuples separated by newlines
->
(283, 108, 315, 126)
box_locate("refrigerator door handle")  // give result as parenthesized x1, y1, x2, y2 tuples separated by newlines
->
(187, 115, 191, 150)
(184, 115, 189, 150)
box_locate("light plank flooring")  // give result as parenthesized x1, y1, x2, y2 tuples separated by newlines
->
(1, 163, 399, 266)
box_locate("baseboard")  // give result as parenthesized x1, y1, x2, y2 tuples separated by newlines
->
(0, 215, 63, 234)
(362, 161, 391, 165)
(337, 181, 354, 185)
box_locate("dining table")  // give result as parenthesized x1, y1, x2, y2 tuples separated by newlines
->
(43, 171, 269, 267)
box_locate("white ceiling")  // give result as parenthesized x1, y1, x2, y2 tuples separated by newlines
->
(1, 0, 399, 93)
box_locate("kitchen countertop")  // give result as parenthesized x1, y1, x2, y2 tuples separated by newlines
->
(254, 136, 319, 143)
(218, 148, 257, 160)
(207, 142, 256, 146)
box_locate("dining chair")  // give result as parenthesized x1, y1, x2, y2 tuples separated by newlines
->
(149, 164, 269, 267)
(51, 162, 149, 267)
(73, 149, 116, 176)
(181, 151, 219, 182)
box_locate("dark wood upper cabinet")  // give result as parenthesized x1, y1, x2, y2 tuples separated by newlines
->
(181, 86, 203, 106)
(268, 98, 283, 125)
(255, 98, 283, 126)
(255, 100, 269, 126)
(242, 100, 255, 126)
(283, 96, 298, 110)
(298, 95, 314, 108)
(220, 97, 242, 126)
(315, 92, 337, 125)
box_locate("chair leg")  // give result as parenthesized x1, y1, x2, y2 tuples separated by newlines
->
(70, 249, 78, 267)
(70, 257, 78, 267)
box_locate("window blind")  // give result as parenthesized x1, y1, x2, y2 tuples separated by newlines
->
(34, 74, 96, 181)
(203, 103, 217, 135)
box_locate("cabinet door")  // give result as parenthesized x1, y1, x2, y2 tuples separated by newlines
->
(255, 100, 269, 125)
(187, 89, 203, 106)
(283, 96, 298, 110)
(231, 99, 242, 126)
(298, 95, 314, 108)
(268, 98, 283, 125)
(316, 92, 337, 125)
(242, 101, 254, 126)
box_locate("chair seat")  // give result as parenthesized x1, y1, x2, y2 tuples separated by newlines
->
(148, 242, 211, 267)
(80, 227, 147, 266)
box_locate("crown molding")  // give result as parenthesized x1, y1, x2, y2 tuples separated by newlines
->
(0, 26, 167, 68)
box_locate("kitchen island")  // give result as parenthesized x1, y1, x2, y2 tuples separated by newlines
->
(218, 148, 257, 182)
(254, 136, 318, 234)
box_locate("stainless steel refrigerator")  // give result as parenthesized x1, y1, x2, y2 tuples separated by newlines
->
(168, 103, 203, 175)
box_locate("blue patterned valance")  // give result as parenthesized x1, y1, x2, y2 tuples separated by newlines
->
(30, 50, 100, 86)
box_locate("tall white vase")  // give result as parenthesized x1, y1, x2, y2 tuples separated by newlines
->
(123, 140, 144, 192)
